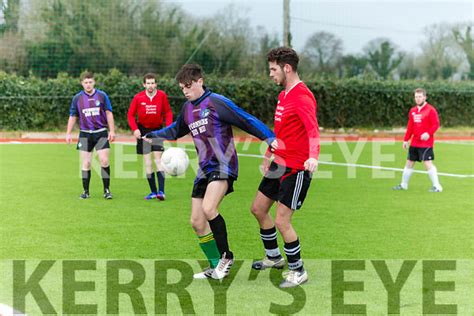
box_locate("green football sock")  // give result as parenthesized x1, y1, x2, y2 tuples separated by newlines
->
(198, 233, 220, 268)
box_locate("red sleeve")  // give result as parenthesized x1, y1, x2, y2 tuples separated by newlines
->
(297, 96, 320, 160)
(162, 93, 173, 126)
(127, 96, 139, 131)
(428, 107, 440, 135)
(403, 110, 413, 142)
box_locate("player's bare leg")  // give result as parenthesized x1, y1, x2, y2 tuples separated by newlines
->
(251, 191, 275, 229)
(80, 150, 93, 171)
(275, 203, 307, 288)
(191, 198, 211, 236)
(275, 203, 297, 244)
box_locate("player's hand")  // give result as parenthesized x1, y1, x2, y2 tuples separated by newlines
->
(133, 129, 141, 139)
(260, 157, 271, 174)
(304, 158, 318, 173)
(142, 134, 153, 144)
(66, 133, 72, 144)
(270, 139, 278, 151)
(108, 132, 116, 143)
(420, 132, 430, 141)
(402, 141, 409, 150)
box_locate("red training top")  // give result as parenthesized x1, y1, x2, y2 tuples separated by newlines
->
(403, 103, 440, 148)
(127, 90, 173, 131)
(272, 81, 320, 170)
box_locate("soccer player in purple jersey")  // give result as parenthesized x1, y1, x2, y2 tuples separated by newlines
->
(144, 64, 276, 279)
(66, 72, 116, 199)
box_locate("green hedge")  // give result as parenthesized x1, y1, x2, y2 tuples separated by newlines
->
(1, 70, 473, 131)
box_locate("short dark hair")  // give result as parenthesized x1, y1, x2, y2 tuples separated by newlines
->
(175, 64, 204, 85)
(267, 47, 299, 71)
(80, 71, 94, 81)
(143, 73, 156, 83)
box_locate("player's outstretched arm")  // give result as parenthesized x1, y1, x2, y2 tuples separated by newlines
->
(144, 114, 189, 142)
(213, 96, 276, 146)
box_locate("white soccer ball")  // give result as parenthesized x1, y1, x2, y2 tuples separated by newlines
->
(161, 147, 190, 176)
(0, 303, 26, 316)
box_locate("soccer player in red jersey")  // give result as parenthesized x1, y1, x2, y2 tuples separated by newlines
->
(393, 88, 442, 192)
(128, 73, 173, 200)
(250, 47, 320, 288)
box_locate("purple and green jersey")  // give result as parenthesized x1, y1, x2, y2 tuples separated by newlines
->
(148, 89, 275, 180)
(69, 89, 112, 131)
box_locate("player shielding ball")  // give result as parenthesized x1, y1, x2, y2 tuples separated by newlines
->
(144, 64, 275, 279)
(393, 88, 442, 192)
(128, 73, 173, 200)
(66, 72, 115, 199)
(250, 47, 320, 288)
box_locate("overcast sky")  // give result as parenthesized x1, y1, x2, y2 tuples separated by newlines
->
(165, 0, 473, 54)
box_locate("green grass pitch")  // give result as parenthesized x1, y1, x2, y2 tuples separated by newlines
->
(0, 141, 473, 314)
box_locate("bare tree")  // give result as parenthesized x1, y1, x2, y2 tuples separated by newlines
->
(302, 31, 343, 74)
(419, 23, 465, 80)
(452, 23, 474, 79)
(363, 38, 404, 80)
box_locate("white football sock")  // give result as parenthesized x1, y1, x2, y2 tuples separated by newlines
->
(401, 167, 414, 189)
(428, 166, 442, 189)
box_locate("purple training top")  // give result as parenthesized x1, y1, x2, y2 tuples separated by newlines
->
(69, 89, 112, 131)
(149, 89, 275, 181)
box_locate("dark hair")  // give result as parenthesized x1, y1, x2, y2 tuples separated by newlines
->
(143, 73, 156, 83)
(175, 64, 204, 85)
(267, 47, 299, 71)
(80, 71, 94, 81)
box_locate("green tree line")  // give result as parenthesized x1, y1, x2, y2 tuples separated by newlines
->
(1, 70, 472, 130)
(1, 0, 472, 80)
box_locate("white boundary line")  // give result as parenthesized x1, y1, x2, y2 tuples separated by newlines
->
(1, 142, 473, 178)
(232, 152, 474, 178)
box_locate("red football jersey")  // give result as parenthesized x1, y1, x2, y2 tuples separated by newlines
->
(127, 90, 173, 131)
(272, 82, 320, 169)
(403, 103, 440, 147)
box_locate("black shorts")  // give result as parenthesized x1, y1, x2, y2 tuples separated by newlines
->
(77, 130, 110, 152)
(258, 162, 312, 210)
(408, 146, 435, 162)
(191, 172, 236, 199)
(137, 124, 164, 155)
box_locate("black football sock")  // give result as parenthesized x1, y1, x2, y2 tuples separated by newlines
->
(284, 239, 303, 272)
(101, 166, 110, 191)
(208, 214, 233, 259)
(82, 170, 91, 192)
(157, 171, 165, 193)
(146, 173, 157, 193)
(260, 227, 282, 259)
